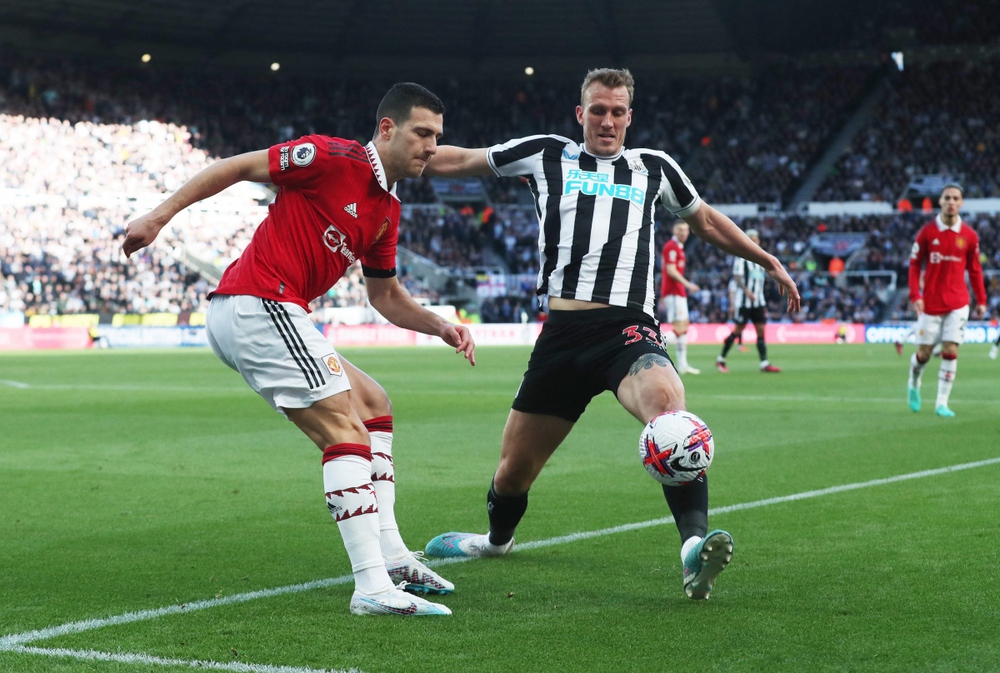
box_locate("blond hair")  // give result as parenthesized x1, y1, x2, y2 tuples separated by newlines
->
(580, 68, 635, 107)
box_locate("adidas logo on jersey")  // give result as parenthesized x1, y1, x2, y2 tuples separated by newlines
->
(931, 238, 940, 245)
(344, 203, 358, 218)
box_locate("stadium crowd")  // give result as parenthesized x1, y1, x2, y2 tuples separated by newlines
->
(816, 59, 1000, 202)
(2, 49, 998, 325)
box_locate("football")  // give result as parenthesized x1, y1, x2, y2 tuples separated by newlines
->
(638, 410, 714, 486)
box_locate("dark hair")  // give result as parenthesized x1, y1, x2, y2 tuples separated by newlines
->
(941, 182, 964, 195)
(375, 82, 445, 129)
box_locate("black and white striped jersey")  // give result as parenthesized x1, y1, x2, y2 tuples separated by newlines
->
(487, 134, 702, 317)
(731, 257, 767, 309)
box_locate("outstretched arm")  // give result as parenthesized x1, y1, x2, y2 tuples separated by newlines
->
(683, 203, 801, 314)
(122, 150, 270, 258)
(365, 275, 476, 366)
(424, 146, 492, 178)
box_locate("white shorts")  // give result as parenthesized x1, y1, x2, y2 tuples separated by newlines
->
(206, 294, 351, 413)
(659, 294, 690, 324)
(915, 305, 969, 346)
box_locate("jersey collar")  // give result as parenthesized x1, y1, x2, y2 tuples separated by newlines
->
(364, 142, 399, 199)
(580, 141, 625, 162)
(935, 214, 962, 232)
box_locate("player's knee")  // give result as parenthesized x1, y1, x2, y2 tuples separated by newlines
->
(493, 458, 537, 495)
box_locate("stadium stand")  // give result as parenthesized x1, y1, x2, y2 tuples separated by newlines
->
(1, 48, 997, 324)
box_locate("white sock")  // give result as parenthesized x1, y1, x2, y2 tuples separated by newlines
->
(681, 536, 702, 563)
(936, 357, 957, 408)
(677, 333, 688, 370)
(367, 424, 410, 561)
(908, 353, 928, 388)
(323, 453, 394, 595)
(760, 359, 770, 369)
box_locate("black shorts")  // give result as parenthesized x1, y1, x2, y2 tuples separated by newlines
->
(512, 307, 675, 423)
(734, 305, 768, 325)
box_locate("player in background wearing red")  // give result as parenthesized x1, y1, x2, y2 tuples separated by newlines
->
(122, 83, 475, 616)
(659, 221, 701, 374)
(906, 184, 987, 417)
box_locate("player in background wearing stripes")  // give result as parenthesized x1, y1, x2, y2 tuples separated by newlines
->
(659, 221, 701, 374)
(421, 68, 800, 600)
(122, 83, 475, 617)
(716, 229, 782, 373)
(906, 184, 987, 417)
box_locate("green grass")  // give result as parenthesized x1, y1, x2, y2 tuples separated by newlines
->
(1, 344, 999, 673)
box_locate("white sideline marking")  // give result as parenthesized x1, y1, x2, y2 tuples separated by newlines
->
(2, 455, 999, 670)
(0, 382, 247, 393)
(706, 393, 1000, 406)
(0, 575, 353, 648)
(6, 646, 359, 673)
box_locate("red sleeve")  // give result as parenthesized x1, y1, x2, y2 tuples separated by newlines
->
(268, 135, 330, 189)
(908, 227, 927, 302)
(967, 229, 987, 306)
(360, 218, 399, 275)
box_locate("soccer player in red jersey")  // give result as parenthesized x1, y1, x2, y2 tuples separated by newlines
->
(906, 184, 987, 417)
(658, 221, 701, 374)
(122, 83, 474, 616)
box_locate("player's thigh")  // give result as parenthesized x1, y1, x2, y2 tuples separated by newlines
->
(616, 352, 686, 424)
(285, 391, 368, 450)
(915, 312, 943, 346)
(338, 356, 391, 419)
(940, 306, 970, 346)
(207, 295, 352, 413)
(495, 409, 574, 494)
(664, 295, 689, 325)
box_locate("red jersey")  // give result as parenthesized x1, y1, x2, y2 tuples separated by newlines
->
(660, 237, 687, 297)
(908, 215, 987, 315)
(211, 136, 400, 311)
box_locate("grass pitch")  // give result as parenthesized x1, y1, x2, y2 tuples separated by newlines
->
(1, 343, 999, 673)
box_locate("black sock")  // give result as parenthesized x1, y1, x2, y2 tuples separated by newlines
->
(487, 481, 528, 546)
(721, 332, 738, 358)
(662, 475, 708, 542)
(757, 336, 768, 361)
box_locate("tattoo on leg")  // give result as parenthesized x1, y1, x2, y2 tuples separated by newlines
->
(629, 353, 671, 376)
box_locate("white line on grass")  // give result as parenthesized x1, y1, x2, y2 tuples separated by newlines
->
(706, 393, 1000, 406)
(6, 646, 360, 673)
(0, 576, 353, 648)
(0, 382, 251, 393)
(2, 455, 999, 669)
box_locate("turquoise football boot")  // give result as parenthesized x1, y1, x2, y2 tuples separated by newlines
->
(683, 530, 733, 600)
(908, 385, 921, 412)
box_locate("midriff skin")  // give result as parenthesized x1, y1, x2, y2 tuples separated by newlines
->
(548, 297, 612, 311)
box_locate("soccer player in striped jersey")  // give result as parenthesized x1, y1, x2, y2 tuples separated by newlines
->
(906, 184, 987, 416)
(716, 229, 781, 373)
(122, 83, 475, 617)
(422, 68, 800, 600)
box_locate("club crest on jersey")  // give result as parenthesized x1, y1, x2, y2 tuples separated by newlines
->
(628, 157, 648, 175)
(321, 353, 343, 376)
(323, 224, 357, 263)
(291, 143, 316, 167)
(956, 237, 966, 249)
(374, 218, 390, 242)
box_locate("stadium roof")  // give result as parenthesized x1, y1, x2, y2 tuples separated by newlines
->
(0, 0, 876, 77)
